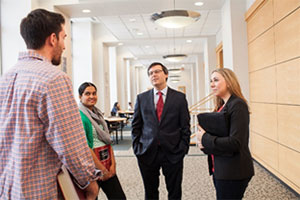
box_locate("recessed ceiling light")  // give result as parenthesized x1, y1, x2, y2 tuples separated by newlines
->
(145, 45, 150, 48)
(129, 18, 136, 22)
(137, 32, 143, 36)
(82, 9, 91, 13)
(118, 42, 123, 46)
(194, 2, 204, 6)
(186, 39, 192, 43)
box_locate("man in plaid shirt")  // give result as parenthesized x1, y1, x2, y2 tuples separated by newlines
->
(0, 9, 99, 199)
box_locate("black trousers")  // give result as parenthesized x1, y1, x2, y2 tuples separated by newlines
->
(97, 175, 126, 200)
(213, 176, 251, 200)
(138, 150, 183, 200)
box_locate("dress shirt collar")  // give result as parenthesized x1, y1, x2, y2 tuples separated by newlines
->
(154, 86, 168, 96)
(18, 50, 51, 63)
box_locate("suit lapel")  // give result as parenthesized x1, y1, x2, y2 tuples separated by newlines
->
(149, 89, 157, 121)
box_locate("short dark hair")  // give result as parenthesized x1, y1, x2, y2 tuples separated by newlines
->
(78, 82, 97, 96)
(20, 9, 65, 49)
(147, 62, 168, 81)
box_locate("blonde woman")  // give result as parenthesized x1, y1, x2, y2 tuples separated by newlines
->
(197, 68, 254, 200)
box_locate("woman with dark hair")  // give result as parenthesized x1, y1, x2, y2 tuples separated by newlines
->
(111, 102, 126, 118)
(78, 82, 126, 200)
(197, 68, 254, 200)
(111, 102, 119, 116)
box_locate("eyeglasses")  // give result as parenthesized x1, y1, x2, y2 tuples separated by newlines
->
(148, 69, 163, 76)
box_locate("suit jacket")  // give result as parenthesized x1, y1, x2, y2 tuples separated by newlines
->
(132, 87, 191, 165)
(201, 95, 254, 180)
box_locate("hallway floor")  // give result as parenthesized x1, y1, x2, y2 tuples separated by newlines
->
(98, 131, 299, 200)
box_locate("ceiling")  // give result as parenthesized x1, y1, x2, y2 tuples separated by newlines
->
(55, 0, 224, 67)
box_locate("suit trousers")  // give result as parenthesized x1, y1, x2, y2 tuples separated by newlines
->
(213, 176, 251, 200)
(137, 148, 183, 200)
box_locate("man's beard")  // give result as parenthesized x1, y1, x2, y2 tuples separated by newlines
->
(51, 45, 62, 66)
(51, 55, 61, 66)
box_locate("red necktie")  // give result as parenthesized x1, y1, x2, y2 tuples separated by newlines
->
(156, 91, 164, 121)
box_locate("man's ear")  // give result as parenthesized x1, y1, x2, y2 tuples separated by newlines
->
(48, 33, 57, 47)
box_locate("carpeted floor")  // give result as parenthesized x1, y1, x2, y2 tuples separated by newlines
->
(98, 130, 299, 200)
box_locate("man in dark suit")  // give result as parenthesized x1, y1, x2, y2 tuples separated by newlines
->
(132, 62, 191, 199)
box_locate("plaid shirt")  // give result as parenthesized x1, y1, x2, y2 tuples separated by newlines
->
(0, 51, 98, 199)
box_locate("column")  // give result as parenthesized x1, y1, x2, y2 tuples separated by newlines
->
(222, 0, 249, 99)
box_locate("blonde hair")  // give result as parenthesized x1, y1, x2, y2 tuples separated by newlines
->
(211, 68, 248, 112)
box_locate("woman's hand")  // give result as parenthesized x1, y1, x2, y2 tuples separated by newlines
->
(197, 125, 206, 149)
(99, 169, 111, 181)
(109, 164, 116, 177)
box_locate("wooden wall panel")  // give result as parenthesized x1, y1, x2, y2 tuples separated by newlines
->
(248, 28, 275, 71)
(276, 58, 300, 104)
(251, 133, 278, 170)
(273, 0, 300, 23)
(247, 0, 300, 193)
(274, 9, 300, 63)
(250, 103, 277, 141)
(278, 145, 300, 191)
(278, 105, 300, 152)
(249, 67, 277, 103)
(247, 0, 274, 42)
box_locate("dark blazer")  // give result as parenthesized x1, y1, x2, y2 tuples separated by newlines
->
(201, 95, 254, 180)
(132, 87, 191, 165)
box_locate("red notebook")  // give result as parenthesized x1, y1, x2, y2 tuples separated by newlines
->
(93, 144, 112, 170)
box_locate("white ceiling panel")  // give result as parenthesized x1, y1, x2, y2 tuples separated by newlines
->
(114, 33, 133, 40)
(99, 16, 123, 24)
(55, 0, 224, 67)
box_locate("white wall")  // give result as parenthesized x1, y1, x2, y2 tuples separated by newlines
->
(222, 0, 234, 69)
(92, 23, 117, 114)
(196, 54, 205, 101)
(191, 64, 197, 105)
(137, 67, 151, 93)
(102, 44, 111, 115)
(216, 27, 223, 46)
(109, 46, 117, 109)
(204, 36, 217, 94)
(1, 0, 29, 73)
(246, 0, 256, 10)
(72, 21, 93, 99)
(116, 46, 134, 110)
(126, 60, 131, 103)
(230, 0, 249, 100)
(221, 0, 249, 100)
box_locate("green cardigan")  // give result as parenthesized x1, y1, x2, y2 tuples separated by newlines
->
(79, 110, 94, 149)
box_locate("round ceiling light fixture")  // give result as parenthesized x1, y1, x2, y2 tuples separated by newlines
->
(151, 10, 200, 29)
(163, 54, 187, 62)
(171, 79, 180, 83)
(168, 68, 182, 74)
